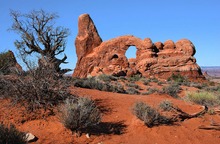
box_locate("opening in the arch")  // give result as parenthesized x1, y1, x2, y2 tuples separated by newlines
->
(125, 46, 137, 59)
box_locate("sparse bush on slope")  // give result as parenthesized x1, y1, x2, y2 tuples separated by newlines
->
(126, 87, 140, 95)
(72, 77, 126, 93)
(168, 73, 189, 85)
(0, 122, 27, 144)
(59, 97, 101, 134)
(159, 100, 173, 111)
(161, 83, 181, 98)
(142, 88, 159, 95)
(128, 74, 142, 82)
(185, 91, 220, 107)
(133, 102, 173, 127)
(97, 74, 118, 82)
(0, 66, 73, 112)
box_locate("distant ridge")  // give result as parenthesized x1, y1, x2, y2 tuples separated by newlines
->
(201, 66, 220, 77)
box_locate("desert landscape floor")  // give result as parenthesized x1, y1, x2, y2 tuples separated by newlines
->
(1, 86, 220, 144)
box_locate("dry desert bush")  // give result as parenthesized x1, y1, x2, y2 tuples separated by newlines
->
(161, 83, 181, 98)
(0, 122, 27, 144)
(59, 97, 101, 134)
(72, 77, 126, 93)
(132, 101, 174, 127)
(0, 66, 73, 112)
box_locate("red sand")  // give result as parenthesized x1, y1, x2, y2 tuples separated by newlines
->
(1, 87, 220, 144)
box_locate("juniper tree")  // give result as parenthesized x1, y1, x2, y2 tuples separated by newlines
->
(10, 10, 71, 75)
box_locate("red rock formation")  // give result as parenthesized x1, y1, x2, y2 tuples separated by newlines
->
(0, 50, 22, 73)
(73, 14, 204, 80)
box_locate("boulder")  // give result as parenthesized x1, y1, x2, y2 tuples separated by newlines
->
(25, 133, 38, 142)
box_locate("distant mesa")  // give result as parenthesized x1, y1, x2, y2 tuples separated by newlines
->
(73, 14, 204, 80)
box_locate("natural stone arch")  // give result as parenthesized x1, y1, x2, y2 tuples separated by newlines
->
(73, 14, 205, 80)
(125, 46, 137, 59)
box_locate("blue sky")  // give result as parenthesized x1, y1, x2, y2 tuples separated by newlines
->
(1, 0, 220, 73)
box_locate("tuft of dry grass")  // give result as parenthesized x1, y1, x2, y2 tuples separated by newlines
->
(185, 91, 220, 107)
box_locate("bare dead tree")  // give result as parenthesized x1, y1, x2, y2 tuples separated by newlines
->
(10, 9, 71, 75)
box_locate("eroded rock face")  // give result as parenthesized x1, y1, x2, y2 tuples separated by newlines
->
(0, 50, 22, 74)
(73, 14, 204, 79)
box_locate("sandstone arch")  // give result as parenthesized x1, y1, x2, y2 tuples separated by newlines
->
(73, 14, 204, 80)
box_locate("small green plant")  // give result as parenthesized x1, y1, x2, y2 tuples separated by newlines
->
(161, 83, 181, 98)
(208, 109, 216, 115)
(126, 82, 140, 89)
(143, 88, 159, 95)
(133, 102, 173, 127)
(128, 74, 142, 82)
(185, 91, 220, 107)
(168, 73, 188, 85)
(59, 97, 101, 134)
(189, 82, 204, 89)
(150, 78, 159, 83)
(205, 85, 220, 92)
(97, 74, 117, 82)
(142, 78, 151, 85)
(73, 77, 126, 93)
(157, 81, 164, 86)
(159, 100, 173, 111)
(0, 122, 27, 144)
(126, 87, 140, 95)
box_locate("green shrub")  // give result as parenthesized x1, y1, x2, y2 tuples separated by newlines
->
(142, 88, 159, 95)
(205, 85, 220, 92)
(59, 97, 101, 134)
(150, 78, 159, 83)
(0, 122, 27, 144)
(126, 87, 140, 95)
(168, 73, 188, 84)
(142, 78, 150, 85)
(208, 109, 216, 115)
(128, 74, 142, 82)
(185, 91, 220, 107)
(133, 102, 173, 127)
(97, 74, 117, 82)
(157, 81, 164, 86)
(105, 82, 126, 93)
(73, 77, 103, 90)
(126, 82, 140, 89)
(159, 100, 173, 111)
(161, 83, 181, 98)
(189, 82, 204, 89)
(73, 77, 126, 93)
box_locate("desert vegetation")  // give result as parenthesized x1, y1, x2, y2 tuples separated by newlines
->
(0, 122, 27, 144)
(1, 9, 220, 144)
(185, 91, 220, 107)
(133, 101, 174, 127)
(59, 97, 101, 135)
